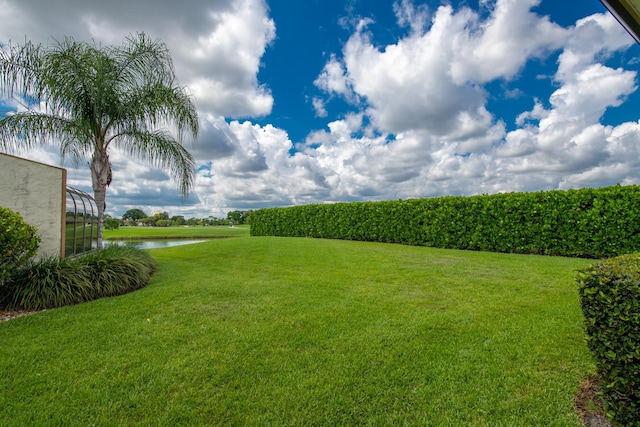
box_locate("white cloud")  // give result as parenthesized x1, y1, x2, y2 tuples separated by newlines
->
(311, 97, 328, 118)
(316, 0, 566, 141)
(181, 0, 276, 117)
(0, 0, 274, 119)
(314, 55, 355, 103)
(498, 11, 637, 183)
(393, 0, 430, 32)
(556, 12, 634, 80)
(449, 0, 568, 84)
(2, 0, 640, 219)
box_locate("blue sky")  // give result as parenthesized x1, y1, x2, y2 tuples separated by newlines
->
(1, 0, 640, 219)
(257, 0, 639, 141)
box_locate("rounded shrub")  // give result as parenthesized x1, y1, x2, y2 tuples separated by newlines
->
(0, 206, 41, 288)
(577, 253, 640, 425)
(104, 217, 120, 230)
(81, 244, 156, 297)
(1, 244, 156, 311)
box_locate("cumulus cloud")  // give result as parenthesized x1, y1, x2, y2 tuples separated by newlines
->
(449, 0, 568, 84)
(1, 0, 640, 219)
(301, 1, 640, 204)
(315, 0, 569, 141)
(0, 0, 274, 119)
(311, 97, 328, 118)
(497, 11, 637, 188)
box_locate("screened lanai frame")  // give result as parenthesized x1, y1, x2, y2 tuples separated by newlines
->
(65, 187, 98, 257)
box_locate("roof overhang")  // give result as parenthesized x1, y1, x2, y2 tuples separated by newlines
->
(600, 0, 640, 44)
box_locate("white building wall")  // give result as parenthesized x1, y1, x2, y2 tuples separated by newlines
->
(0, 153, 66, 258)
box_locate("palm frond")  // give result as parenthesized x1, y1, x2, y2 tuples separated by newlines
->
(112, 33, 175, 88)
(111, 129, 196, 197)
(0, 40, 45, 100)
(116, 82, 199, 144)
(0, 111, 88, 154)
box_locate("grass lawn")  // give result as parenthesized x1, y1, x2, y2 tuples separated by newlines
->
(104, 224, 249, 240)
(0, 235, 595, 425)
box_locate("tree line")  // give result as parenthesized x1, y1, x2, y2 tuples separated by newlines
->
(104, 209, 252, 230)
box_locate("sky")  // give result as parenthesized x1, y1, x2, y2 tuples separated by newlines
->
(1, 0, 640, 219)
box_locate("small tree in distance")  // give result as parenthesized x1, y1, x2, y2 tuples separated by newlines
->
(122, 209, 148, 222)
(104, 217, 120, 230)
(227, 210, 252, 225)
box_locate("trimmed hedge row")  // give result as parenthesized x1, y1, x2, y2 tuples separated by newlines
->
(577, 254, 640, 425)
(251, 185, 640, 258)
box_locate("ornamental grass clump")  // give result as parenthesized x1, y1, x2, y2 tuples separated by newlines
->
(81, 244, 156, 297)
(0, 245, 156, 310)
(577, 253, 640, 426)
(1, 255, 92, 310)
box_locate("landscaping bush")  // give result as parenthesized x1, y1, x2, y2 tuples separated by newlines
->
(1, 255, 92, 310)
(0, 245, 156, 310)
(81, 244, 156, 297)
(104, 217, 120, 230)
(577, 253, 640, 425)
(251, 185, 640, 258)
(0, 206, 40, 288)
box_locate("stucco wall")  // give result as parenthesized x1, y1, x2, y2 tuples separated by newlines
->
(0, 153, 66, 258)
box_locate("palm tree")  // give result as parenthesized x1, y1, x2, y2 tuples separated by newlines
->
(0, 33, 198, 249)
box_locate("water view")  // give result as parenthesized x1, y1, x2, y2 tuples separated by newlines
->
(105, 239, 207, 250)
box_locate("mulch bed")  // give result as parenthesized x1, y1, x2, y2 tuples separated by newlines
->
(574, 375, 613, 427)
(0, 309, 37, 322)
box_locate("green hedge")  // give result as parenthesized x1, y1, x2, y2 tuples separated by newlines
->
(0, 206, 40, 288)
(251, 185, 640, 258)
(577, 254, 640, 425)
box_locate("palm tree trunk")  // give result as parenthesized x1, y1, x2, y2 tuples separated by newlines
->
(91, 150, 110, 250)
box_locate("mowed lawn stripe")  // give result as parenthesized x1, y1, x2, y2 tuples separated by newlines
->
(0, 236, 593, 426)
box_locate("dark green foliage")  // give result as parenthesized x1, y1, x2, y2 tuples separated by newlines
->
(251, 185, 640, 258)
(122, 208, 148, 221)
(0, 206, 41, 287)
(577, 254, 640, 426)
(81, 244, 156, 297)
(226, 210, 252, 224)
(1, 255, 93, 310)
(104, 217, 120, 230)
(0, 245, 156, 310)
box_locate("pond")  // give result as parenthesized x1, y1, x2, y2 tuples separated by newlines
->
(104, 239, 207, 249)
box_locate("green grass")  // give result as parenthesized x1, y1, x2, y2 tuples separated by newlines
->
(0, 236, 594, 425)
(104, 224, 249, 240)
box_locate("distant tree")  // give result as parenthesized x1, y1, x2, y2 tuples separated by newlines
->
(140, 216, 155, 227)
(122, 209, 148, 222)
(227, 210, 253, 225)
(143, 212, 170, 227)
(0, 33, 199, 249)
(155, 212, 170, 220)
(243, 210, 253, 224)
(104, 217, 120, 230)
(171, 215, 185, 226)
(227, 210, 244, 224)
